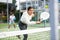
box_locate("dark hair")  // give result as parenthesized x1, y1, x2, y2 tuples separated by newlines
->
(27, 6, 33, 11)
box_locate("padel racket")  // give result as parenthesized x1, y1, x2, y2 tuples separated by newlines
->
(40, 12, 50, 21)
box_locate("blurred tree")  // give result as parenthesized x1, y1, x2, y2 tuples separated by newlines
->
(0, 3, 6, 12)
(11, 0, 16, 11)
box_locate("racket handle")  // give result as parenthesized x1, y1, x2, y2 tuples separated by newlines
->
(38, 19, 40, 21)
(38, 18, 43, 22)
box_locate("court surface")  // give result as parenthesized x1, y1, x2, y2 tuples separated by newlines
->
(0, 23, 60, 40)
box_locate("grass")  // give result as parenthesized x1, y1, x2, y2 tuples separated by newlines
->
(0, 23, 8, 28)
(0, 23, 50, 31)
(0, 23, 50, 40)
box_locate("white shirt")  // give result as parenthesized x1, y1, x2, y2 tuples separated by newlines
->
(20, 11, 36, 25)
(10, 15, 15, 21)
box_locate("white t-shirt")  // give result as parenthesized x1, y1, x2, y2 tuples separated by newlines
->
(10, 15, 15, 21)
(20, 11, 36, 25)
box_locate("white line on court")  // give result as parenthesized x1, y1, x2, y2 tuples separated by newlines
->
(0, 26, 60, 38)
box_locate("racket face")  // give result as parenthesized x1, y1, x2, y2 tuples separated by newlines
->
(40, 12, 50, 21)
